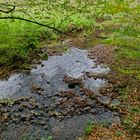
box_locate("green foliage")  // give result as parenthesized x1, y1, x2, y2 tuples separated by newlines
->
(0, 0, 140, 68)
(128, 106, 140, 114)
(0, 0, 97, 66)
(41, 53, 48, 60)
(0, 20, 43, 66)
(47, 136, 53, 140)
(115, 130, 124, 137)
(122, 115, 136, 133)
(84, 121, 95, 135)
(99, 121, 109, 127)
(94, 1, 140, 79)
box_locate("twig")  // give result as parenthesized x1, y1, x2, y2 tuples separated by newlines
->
(0, 5, 15, 13)
(0, 16, 64, 34)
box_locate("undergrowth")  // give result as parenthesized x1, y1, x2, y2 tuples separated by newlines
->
(94, 1, 140, 79)
(0, 0, 96, 66)
(0, 1, 140, 69)
(0, 21, 41, 66)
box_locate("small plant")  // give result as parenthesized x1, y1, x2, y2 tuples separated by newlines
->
(99, 121, 109, 127)
(84, 120, 95, 135)
(115, 130, 124, 137)
(41, 53, 48, 60)
(47, 136, 53, 140)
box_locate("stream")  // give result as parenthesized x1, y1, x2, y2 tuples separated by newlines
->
(0, 48, 120, 140)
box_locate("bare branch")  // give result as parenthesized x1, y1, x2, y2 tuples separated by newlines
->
(0, 16, 64, 34)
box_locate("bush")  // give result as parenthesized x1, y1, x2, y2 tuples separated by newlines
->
(0, 20, 43, 66)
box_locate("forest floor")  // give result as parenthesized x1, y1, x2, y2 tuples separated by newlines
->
(61, 31, 140, 140)
(0, 21, 140, 140)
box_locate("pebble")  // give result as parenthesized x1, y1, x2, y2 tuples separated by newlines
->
(33, 65, 37, 69)
(41, 64, 44, 67)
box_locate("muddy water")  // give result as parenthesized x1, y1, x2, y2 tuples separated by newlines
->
(0, 48, 119, 140)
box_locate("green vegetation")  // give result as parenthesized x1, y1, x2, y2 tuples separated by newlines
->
(97, 1, 140, 78)
(0, 0, 140, 139)
(0, 0, 140, 69)
(0, 21, 42, 66)
(46, 136, 53, 140)
(0, 0, 96, 66)
(0, 97, 14, 105)
(84, 121, 95, 135)
(115, 130, 124, 137)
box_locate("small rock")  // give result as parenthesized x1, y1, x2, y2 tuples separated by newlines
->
(33, 65, 37, 69)
(31, 111, 38, 116)
(46, 81, 50, 84)
(44, 125, 49, 130)
(38, 121, 46, 126)
(50, 111, 61, 117)
(41, 63, 44, 67)
(11, 116, 19, 124)
(83, 106, 91, 112)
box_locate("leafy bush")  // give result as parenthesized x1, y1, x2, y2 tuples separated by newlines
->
(0, 0, 96, 66)
(84, 121, 95, 135)
(0, 20, 43, 66)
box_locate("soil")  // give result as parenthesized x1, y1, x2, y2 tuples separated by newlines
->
(88, 44, 115, 65)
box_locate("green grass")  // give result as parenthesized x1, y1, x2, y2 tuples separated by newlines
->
(97, 6, 140, 78)
(0, 1, 96, 66)
(1, 0, 139, 67)
(0, 20, 44, 66)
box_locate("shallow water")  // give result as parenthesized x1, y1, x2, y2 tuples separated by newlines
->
(0, 48, 119, 140)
